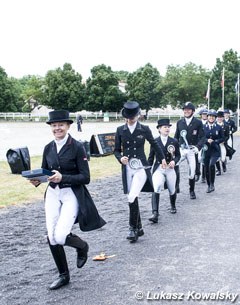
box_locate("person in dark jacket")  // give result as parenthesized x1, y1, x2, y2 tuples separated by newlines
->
(30, 110, 105, 290)
(203, 110, 224, 193)
(215, 110, 229, 175)
(148, 118, 180, 222)
(197, 108, 208, 183)
(174, 102, 206, 199)
(77, 114, 83, 132)
(114, 101, 166, 242)
(224, 109, 237, 149)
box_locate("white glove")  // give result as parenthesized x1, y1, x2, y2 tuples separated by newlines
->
(191, 146, 199, 154)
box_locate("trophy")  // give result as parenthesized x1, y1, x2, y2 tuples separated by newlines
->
(128, 158, 151, 170)
(180, 130, 189, 149)
(167, 144, 175, 162)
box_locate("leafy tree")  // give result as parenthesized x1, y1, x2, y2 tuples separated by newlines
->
(159, 63, 210, 109)
(85, 64, 126, 112)
(0, 67, 21, 112)
(42, 63, 85, 112)
(18, 75, 45, 105)
(210, 49, 240, 111)
(126, 63, 162, 114)
(114, 70, 129, 82)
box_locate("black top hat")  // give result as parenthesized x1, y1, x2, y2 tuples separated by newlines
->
(46, 110, 73, 124)
(156, 118, 172, 128)
(217, 110, 224, 117)
(121, 101, 140, 118)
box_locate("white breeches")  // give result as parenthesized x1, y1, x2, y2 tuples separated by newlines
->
(219, 143, 226, 162)
(126, 164, 147, 203)
(227, 136, 232, 148)
(180, 148, 196, 179)
(45, 186, 79, 245)
(152, 166, 176, 195)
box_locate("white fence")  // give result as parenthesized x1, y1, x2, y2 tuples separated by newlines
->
(0, 112, 183, 121)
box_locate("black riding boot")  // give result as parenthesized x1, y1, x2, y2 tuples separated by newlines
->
(206, 165, 215, 193)
(189, 178, 196, 199)
(216, 161, 221, 175)
(65, 233, 89, 269)
(222, 160, 227, 172)
(175, 166, 180, 193)
(127, 198, 139, 242)
(149, 193, 160, 223)
(48, 239, 70, 290)
(169, 192, 177, 213)
(137, 211, 144, 237)
(201, 165, 206, 183)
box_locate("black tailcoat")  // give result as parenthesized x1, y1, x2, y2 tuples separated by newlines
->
(42, 135, 106, 232)
(174, 117, 206, 150)
(114, 122, 165, 194)
(148, 136, 180, 173)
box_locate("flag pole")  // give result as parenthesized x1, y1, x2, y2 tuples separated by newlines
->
(221, 68, 225, 110)
(208, 79, 210, 110)
(237, 73, 240, 131)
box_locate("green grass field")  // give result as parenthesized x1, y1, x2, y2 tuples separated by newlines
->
(0, 154, 121, 208)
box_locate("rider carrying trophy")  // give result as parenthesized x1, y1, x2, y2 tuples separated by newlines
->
(174, 102, 206, 199)
(114, 101, 167, 243)
(148, 118, 181, 223)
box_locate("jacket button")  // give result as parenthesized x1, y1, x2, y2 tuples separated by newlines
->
(134, 155, 136, 157)
(134, 148, 136, 150)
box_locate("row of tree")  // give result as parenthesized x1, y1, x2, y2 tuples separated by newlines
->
(0, 49, 240, 114)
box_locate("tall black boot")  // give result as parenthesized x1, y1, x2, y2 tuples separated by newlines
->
(201, 165, 206, 183)
(209, 165, 215, 192)
(47, 239, 70, 290)
(65, 233, 89, 269)
(216, 161, 221, 176)
(149, 193, 159, 223)
(222, 160, 227, 172)
(175, 166, 180, 193)
(169, 192, 177, 213)
(127, 198, 139, 242)
(137, 210, 144, 237)
(189, 178, 196, 199)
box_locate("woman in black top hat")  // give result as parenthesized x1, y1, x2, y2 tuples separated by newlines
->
(148, 118, 180, 222)
(30, 110, 105, 290)
(114, 101, 166, 243)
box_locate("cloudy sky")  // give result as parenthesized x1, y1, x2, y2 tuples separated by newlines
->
(0, 0, 239, 80)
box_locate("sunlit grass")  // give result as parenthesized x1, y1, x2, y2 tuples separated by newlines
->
(0, 154, 121, 208)
(0, 143, 152, 208)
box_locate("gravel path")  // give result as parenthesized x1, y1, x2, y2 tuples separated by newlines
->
(0, 137, 240, 305)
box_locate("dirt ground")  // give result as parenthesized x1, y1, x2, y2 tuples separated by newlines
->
(0, 137, 240, 305)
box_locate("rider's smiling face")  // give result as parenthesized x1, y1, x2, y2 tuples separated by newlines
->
(183, 108, 194, 118)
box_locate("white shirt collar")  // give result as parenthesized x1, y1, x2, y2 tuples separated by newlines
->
(128, 121, 137, 133)
(55, 134, 69, 153)
(185, 116, 193, 126)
